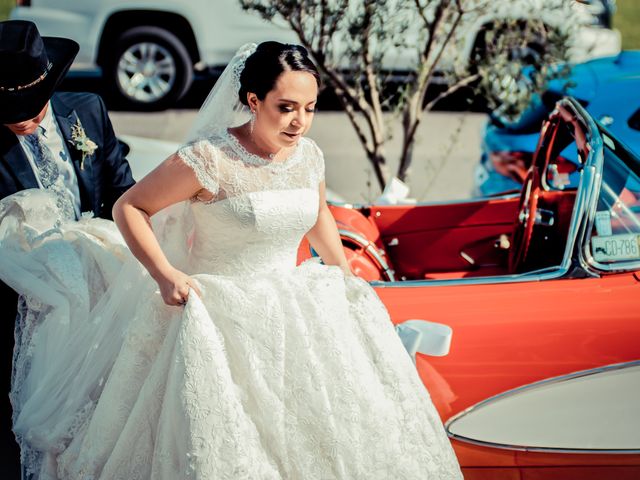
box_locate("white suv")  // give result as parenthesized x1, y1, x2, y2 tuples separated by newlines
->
(10, 0, 620, 110)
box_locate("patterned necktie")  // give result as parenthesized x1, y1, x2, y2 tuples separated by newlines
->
(24, 128, 77, 220)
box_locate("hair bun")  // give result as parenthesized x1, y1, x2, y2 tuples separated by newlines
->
(238, 41, 320, 106)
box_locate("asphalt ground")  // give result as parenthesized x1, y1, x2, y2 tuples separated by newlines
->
(110, 109, 486, 203)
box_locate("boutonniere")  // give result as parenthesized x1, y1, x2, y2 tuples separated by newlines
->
(70, 118, 98, 170)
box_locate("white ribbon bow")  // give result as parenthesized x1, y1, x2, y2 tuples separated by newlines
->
(395, 319, 453, 363)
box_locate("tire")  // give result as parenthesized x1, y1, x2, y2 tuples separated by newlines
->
(105, 26, 194, 110)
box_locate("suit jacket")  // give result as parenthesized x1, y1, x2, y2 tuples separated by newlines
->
(0, 91, 135, 219)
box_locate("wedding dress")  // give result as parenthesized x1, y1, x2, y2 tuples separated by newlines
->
(0, 128, 462, 479)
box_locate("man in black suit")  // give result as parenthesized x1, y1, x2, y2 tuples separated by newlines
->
(0, 20, 135, 477)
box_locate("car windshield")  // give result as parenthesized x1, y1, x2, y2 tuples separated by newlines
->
(587, 131, 640, 266)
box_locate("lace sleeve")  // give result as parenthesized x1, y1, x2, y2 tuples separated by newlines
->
(306, 138, 325, 186)
(176, 139, 220, 197)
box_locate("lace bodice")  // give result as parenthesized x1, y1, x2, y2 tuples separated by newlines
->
(177, 130, 324, 276)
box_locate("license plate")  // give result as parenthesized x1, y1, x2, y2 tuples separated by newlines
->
(591, 234, 640, 262)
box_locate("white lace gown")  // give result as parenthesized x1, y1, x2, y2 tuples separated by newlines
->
(0, 131, 462, 479)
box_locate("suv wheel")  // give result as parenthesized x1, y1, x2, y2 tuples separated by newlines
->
(105, 26, 194, 110)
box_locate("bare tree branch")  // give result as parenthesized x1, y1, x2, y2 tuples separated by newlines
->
(424, 73, 479, 113)
(414, 0, 430, 29)
(420, 2, 464, 93)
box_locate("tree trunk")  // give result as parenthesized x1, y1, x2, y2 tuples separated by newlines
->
(397, 95, 421, 182)
(368, 149, 389, 192)
(397, 139, 415, 182)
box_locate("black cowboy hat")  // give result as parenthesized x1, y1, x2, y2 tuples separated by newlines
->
(0, 20, 79, 124)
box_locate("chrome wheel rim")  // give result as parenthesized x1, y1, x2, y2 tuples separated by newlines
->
(116, 42, 176, 103)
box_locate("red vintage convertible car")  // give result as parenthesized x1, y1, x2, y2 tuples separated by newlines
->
(299, 98, 640, 479)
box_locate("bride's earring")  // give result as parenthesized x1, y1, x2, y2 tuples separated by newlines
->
(250, 110, 256, 136)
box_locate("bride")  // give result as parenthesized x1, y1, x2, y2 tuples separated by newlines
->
(1, 42, 462, 479)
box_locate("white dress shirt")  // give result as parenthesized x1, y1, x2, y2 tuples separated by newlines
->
(17, 102, 82, 218)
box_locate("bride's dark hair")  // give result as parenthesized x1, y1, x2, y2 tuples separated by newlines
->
(239, 41, 320, 106)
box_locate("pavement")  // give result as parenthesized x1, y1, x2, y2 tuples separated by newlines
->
(110, 110, 486, 203)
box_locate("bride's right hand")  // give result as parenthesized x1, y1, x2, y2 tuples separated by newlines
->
(153, 266, 202, 307)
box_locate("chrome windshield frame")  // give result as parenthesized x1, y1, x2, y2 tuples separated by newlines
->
(579, 125, 640, 274)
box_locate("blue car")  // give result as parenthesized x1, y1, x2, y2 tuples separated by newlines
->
(475, 50, 640, 196)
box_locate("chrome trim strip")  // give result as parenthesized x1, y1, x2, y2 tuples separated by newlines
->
(327, 192, 521, 209)
(444, 360, 640, 454)
(560, 164, 600, 280)
(446, 436, 640, 455)
(369, 267, 566, 288)
(337, 229, 396, 281)
(585, 255, 640, 274)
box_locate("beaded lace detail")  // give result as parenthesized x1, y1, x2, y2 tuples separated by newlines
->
(221, 129, 302, 167)
(177, 130, 324, 205)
